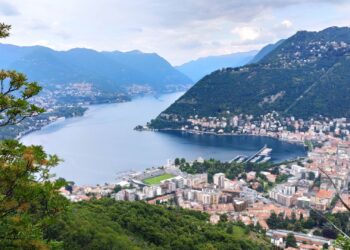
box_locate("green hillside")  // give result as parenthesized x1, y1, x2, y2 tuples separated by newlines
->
(150, 27, 350, 129)
(45, 199, 271, 250)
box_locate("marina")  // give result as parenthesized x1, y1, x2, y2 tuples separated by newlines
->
(230, 145, 272, 164)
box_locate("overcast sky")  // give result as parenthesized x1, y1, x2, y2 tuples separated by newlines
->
(1, 0, 350, 65)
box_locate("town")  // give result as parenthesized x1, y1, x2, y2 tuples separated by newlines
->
(155, 111, 350, 142)
(61, 117, 350, 249)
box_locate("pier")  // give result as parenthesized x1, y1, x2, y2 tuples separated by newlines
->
(230, 145, 272, 164)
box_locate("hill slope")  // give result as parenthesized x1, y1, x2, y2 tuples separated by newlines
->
(45, 199, 271, 250)
(176, 51, 257, 82)
(249, 39, 284, 64)
(0, 44, 192, 93)
(150, 27, 350, 128)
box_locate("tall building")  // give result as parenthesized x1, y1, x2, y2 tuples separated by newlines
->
(213, 173, 225, 189)
(269, 184, 296, 207)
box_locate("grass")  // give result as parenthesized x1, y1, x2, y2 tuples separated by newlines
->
(231, 226, 245, 240)
(142, 173, 175, 185)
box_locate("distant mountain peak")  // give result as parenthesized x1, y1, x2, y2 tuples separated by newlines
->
(126, 49, 143, 54)
(176, 50, 257, 82)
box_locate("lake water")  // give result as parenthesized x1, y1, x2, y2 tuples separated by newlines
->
(21, 92, 306, 185)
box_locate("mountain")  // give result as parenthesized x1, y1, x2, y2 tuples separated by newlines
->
(249, 39, 285, 64)
(0, 44, 192, 93)
(150, 27, 350, 128)
(176, 51, 257, 82)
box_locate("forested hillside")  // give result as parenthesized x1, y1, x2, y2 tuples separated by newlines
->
(45, 199, 271, 250)
(151, 27, 350, 128)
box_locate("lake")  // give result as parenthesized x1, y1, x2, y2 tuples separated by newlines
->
(21, 92, 306, 185)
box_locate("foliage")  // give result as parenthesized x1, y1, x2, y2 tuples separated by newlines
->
(219, 214, 228, 223)
(0, 23, 44, 128)
(335, 235, 350, 249)
(0, 22, 67, 249)
(113, 185, 122, 193)
(45, 199, 271, 250)
(285, 233, 297, 248)
(267, 210, 350, 240)
(0, 140, 68, 249)
(275, 174, 289, 184)
(0, 23, 11, 38)
(0, 70, 44, 127)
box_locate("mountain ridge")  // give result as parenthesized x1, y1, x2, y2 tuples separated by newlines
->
(0, 43, 193, 93)
(249, 39, 285, 64)
(150, 26, 350, 129)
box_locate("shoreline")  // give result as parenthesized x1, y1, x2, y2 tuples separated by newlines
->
(18, 91, 186, 140)
(139, 127, 307, 146)
(17, 99, 132, 140)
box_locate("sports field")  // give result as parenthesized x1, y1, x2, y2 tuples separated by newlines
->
(142, 173, 175, 185)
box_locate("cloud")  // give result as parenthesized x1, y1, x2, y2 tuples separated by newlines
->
(232, 26, 260, 41)
(147, 0, 347, 27)
(2, 0, 350, 64)
(281, 20, 293, 28)
(0, 1, 20, 16)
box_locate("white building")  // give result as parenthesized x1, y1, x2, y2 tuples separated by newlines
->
(213, 173, 225, 189)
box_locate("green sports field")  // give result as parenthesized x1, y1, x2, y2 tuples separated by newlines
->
(142, 173, 175, 185)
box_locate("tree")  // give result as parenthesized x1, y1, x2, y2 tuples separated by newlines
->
(226, 224, 233, 234)
(303, 216, 316, 229)
(322, 225, 337, 239)
(291, 211, 297, 224)
(299, 213, 304, 221)
(0, 24, 43, 127)
(219, 213, 228, 223)
(285, 233, 297, 248)
(0, 70, 44, 126)
(267, 211, 278, 229)
(113, 184, 122, 193)
(180, 158, 186, 164)
(308, 171, 316, 181)
(270, 166, 279, 175)
(0, 23, 11, 38)
(294, 221, 303, 232)
(0, 141, 68, 248)
(0, 23, 67, 249)
(335, 235, 350, 250)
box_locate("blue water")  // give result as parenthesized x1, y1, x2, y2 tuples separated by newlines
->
(21, 92, 306, 185)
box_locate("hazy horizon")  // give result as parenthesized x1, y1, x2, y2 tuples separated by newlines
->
(1, 0, 350, 64)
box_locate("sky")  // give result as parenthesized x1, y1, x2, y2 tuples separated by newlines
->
(1, 0, 350, 65)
